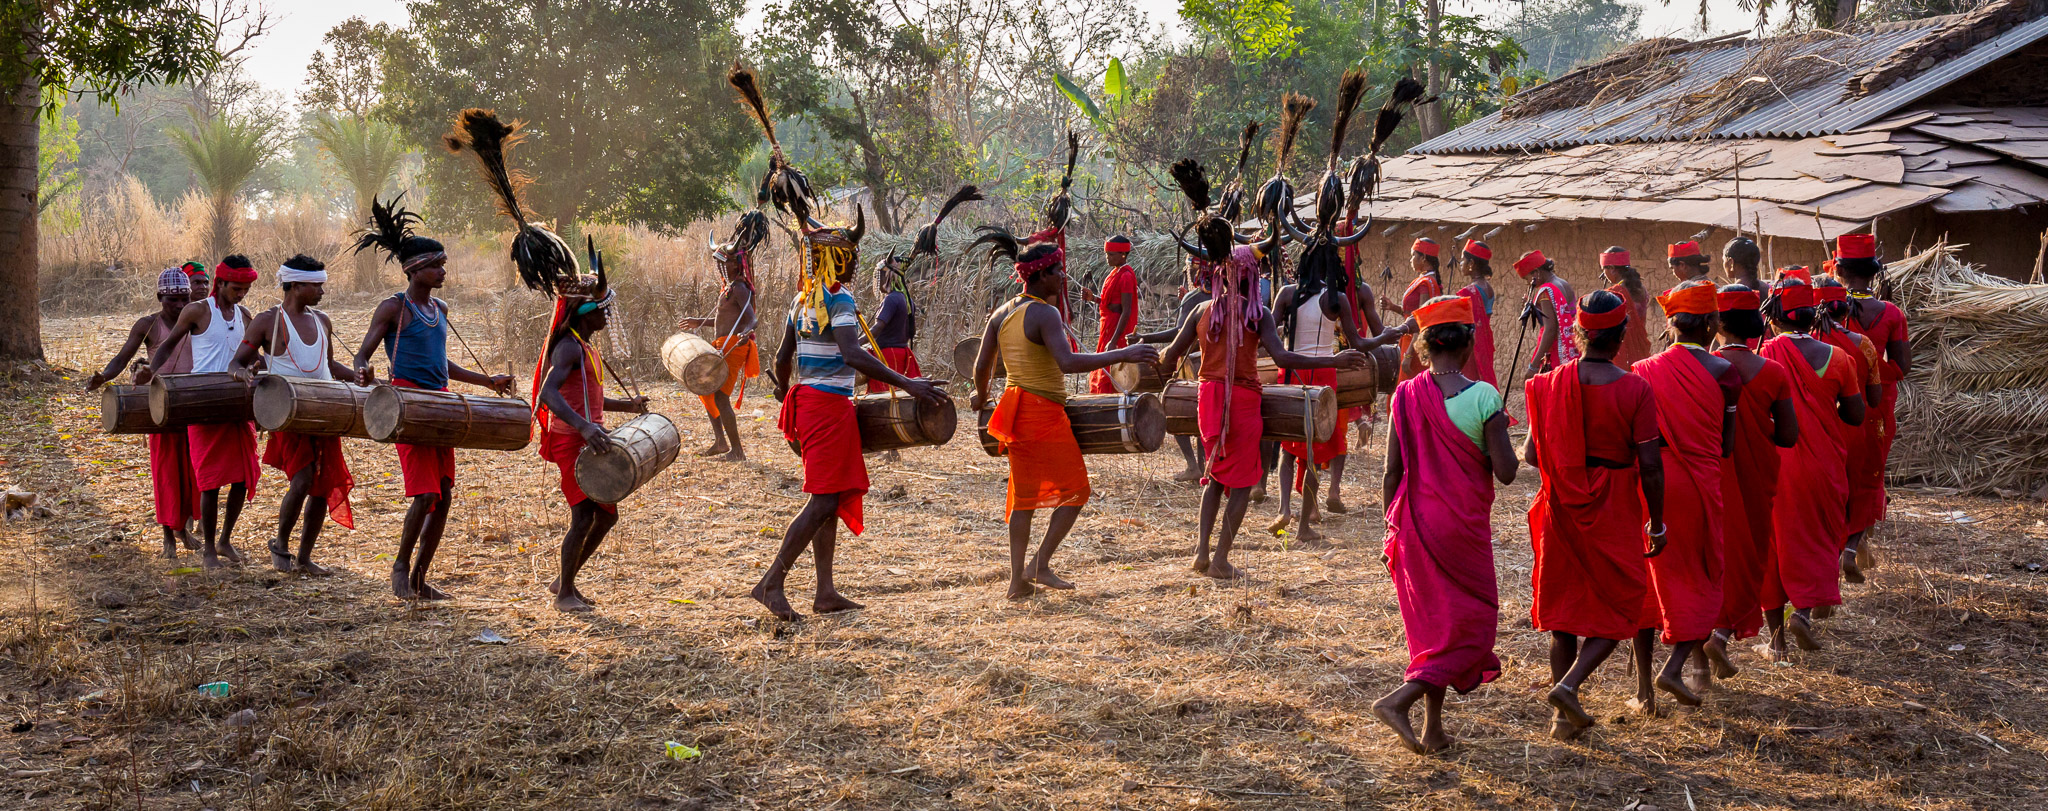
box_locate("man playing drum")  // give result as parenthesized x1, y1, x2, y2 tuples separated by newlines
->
(351, 197, 516, 600)
(139, 255, 263, 570)
(679, 213, 763, 462)
(970, 228, 1158, 599)
(537, 279, 649, 612)
(228, 255, 358, 574)
(86, 268, 201, 558)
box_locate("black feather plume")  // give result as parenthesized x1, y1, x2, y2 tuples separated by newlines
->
(1060, 130, 1080, 190)
(726, 62, 778, 149)
(1170, 159, 1211, 212)
(1233, 120, 1259, 182)
(728, 61, 814, 228)
(730, 210, 769, 255)
(1370, 76, 1431, 154)
(351, 193, 421, 262)
(1390, 76, 1426, 107)
(442, 108, 575, 293)
(1275, 92, 1315, 174)
(969, 225, 1024, 267)
(913, 185, 982, 258)
(1345, 155, 1380, 210)
(1041, 130, 1081, 229)
(1329, 69, 1367, 171)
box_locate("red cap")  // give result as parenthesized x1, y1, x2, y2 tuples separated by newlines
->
(1656, 283, 1719, 316)
(1104, 235, 1132, 252)
(1462, 240, 1491, 261)
(1717, 288, 1761, 311)
(1667, 241, 1703, 260)
(1600, 248, 1631, 267)
(1577, 304, 1628, 330)
(1412, 238, 1440, 258)
(1414, 296, 1475, 328)
(1778, 265, 1813, 285)
(1776, 281, 1816, 310)
(1836, 233, 1876, 259)
(1512, 250, 1548, 278)
(1815, 284, 1849, 303)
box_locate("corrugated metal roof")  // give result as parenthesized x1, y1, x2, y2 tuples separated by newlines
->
(1413, 15, 2048, 155)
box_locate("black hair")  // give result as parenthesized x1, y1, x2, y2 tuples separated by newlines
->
(1419, 296, 1474, 354)
(222, 254, 252, 269)
(1723, 238, 1760, 271)
(283, 254, 324, 271)
(1577, 289, 1627, 352)
(1836, 257, 1883, 279)
(1718, 282, 1767, 340)
(1672, 312, 1713, 334)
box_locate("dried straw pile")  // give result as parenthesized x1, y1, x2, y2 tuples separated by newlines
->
(1501, 37, 1689, 121)
(1887, 240, 2048, 494)
(1666, 30, 1857, 132)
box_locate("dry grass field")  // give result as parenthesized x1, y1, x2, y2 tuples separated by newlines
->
(1, 305, 2044, 810)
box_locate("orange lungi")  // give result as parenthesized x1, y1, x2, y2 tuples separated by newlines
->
(988, 386, 1090, 516)
(700, 335, 759, 414)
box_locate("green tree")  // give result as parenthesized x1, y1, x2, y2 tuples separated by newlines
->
(380, 0, 753, 243)
(308, 113, 411, 289)
(300, 17, 392, 120)
(37, 96, 78, 215)
(1507, 0, 1641, 76)
(171, 114, 277, 259)
(0, 0, 217, 361)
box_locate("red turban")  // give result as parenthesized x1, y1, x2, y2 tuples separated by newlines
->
(1776, 282, 1816, 310)
(1412, 238, 1440, 257)
(1717, 288, 1761, 311)
(1577, 304, 1627, 330)
(1836, 233, 1875, 259)
(1656, 283, 1718, 316)
(1513, 250, 1548, 278)
(1667, 241, 1703, 260)
(1415, 296, 1474, 328)
(213, 262, 257, 284)
(1462, 240, 1491, 260)
(1600, 248, 1631, 267)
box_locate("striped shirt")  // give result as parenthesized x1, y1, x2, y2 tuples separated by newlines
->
(790, 285, 860, 395)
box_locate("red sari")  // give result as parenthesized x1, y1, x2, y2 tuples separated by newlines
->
(1397, 275, 1440, 381)
(1632, 347, 1727, 643)
(1715, 349, 1789, 638)
(1822, 329, 1884, 534)
(1608, 284, 1653, 370)
(1456, 283, 1498, 386)
(1385, 374, 1501, 692)
(1843, 299, 1906, 514)
(1759, 337, 1858, 610)
(1526, 363, 1658, 640)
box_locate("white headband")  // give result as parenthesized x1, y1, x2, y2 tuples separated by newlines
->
(277, 265, 328, 285)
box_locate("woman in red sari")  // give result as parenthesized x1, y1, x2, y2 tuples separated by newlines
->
(1698, 283, 1797, 683)
(1630, 280, 1739, 712)
(1454, 240, 1498, 386)
(1375, 296, 1515, 755)
(1600, 248, 1653, 370)
(1758, 279, 1866, 654)
(1834, 234, 1910, 574)
(1382, 238, 1442, 382)
(1817, 274, 1885, 586)
(1524, 290, 1666, 741)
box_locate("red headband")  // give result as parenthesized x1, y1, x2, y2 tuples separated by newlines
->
(213, 262, 257, 284)
(1836, 233, 1875, 259)
(1815, 285, 1849, 303)
(1577, 305, 1628, 330)
(1414, 296, 1474, 328)
(1656, 283, 1718, 316)
(1463, 240, 1491, 260)
(1667, 241, 1703, 260)
(1600, 248, 1631, 267)
(1104, 236, 1131, 252)
(1776, 282, 1816, 310)
(1412, 239, 1439, 258)
(1717, 289, 1761, 311)
(1015, 247, 1064, 279)
(1513, 250, 1547, 278)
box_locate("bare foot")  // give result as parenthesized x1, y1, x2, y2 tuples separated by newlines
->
(1371, 699, 1425, 754)
(1007, 580, 1036, 600)
(1249, 481, 1266, 503)
(1856, 543, 1876, 571)
(720, 449, 746, 462)
(1172, 467, 1202, 483)
(1685, 665, 1713, 695)
(161, 539, 178, 560)
(1204, 559, 1242, 580)
(414, 581, 451, 601)
(694, 443, 730, 458)
(1027, 567, 1076, 590)
(1419, 729, 1454, 754)
(1267, 513, 1291, 536)
(813, 591, 864, 614)
(1704, 637, 1738, 679)
(1296, 523, 1324, 543)
(217, 541, 245, 564)
(1656, 673, 1703, 706)
(1546, 684, 1593, 730)
(553, 593, 594, 612)
(1324, 494, 1348, 514)
(1192, 555, 1210, 574)
(1813, 604, 1834, 620)
(1840, 549, 1864, 584)
(1754, 641, 1789, 663)
(391, 566, 415, 599)
(297, 559, 333, 577)
(750, 583, 802, 620)
(180, 527, 200, 551)
(201, 549, 224, 570)
(546, 577, 560, 595)
(1548, 714, 1582, 742)
(1625, 696, 1657, 717)
(1788, 613, 1821, 650)
(270, 543, 294, 573)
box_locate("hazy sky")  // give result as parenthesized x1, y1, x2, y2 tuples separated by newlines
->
(240, 0, 1747, 101)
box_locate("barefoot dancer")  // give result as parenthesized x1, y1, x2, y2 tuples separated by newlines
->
(1139, 258, 1214, 482)
(1375, 295, 1514, 755)
(1086, 235, 1140, 394)
(1628, 280, 1740, 712)
(681, 213, 764, 462)
(1516, 251, 1579, 379)
(536, 278, 650, 612)
(1452, 241, 1497, 387)
(1816, 274, 1884, 585)
(1602, 248, 1652, 370)
(1523, 290, 1666, 741)
(87, 268, 201, 558)
(1757, 278, 1866, 653)
(351, 197, 517, 600)
(1701, 283, 1797, 677)
(141, 255, 263, 570)
(228, 255, 357, 574)
(1833, 234, 1909, 574)
(970, 230, 1158, 598)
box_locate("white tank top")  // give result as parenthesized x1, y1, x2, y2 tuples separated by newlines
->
(267, 307, 331, 380)
(190, 297, 246, 374)
(1291, 290, 1336, 356)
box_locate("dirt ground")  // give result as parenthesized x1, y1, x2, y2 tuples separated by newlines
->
(2, 304, 2045, 810)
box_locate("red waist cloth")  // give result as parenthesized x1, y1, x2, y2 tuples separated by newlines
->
(1384, 374, 1502, 692)
(187, 422, 260, 492)
(391, 378, 456, 499)
(1760, 337, 1853, 610)
(989, 386, 1090, 515)
(262, 432, 355, 529)
(1633, 347, 1727, 643)
(1198, 380, 1264, 489)
(1525, 363, 1648, 640)
(778, 384, 868, 534)
(540, 427, 616, 513)
(1279, 367, 1347, 489)
(148, 432, 199, 528)
(700, 335, 759, 412)
(868, 346, 921, 394)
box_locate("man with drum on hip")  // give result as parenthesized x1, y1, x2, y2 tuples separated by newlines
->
(227, 255, 358, 575)
(139, 254, 263, 570)
(679, 213, 763, 463)
(351, 197, 515, 600)
(969, 228, 1158, 599)
(86, 267, 201, 558)
(537, 280, 649, 612)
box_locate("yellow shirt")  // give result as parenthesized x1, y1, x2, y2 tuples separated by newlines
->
(997, 295, 1068, 404)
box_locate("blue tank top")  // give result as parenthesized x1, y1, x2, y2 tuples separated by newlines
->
(383, 295, 450, 389)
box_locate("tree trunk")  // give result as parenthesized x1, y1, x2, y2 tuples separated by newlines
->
(1419, 0, 1447, 141)
(0, 67, 43, 362)
(211, 194, 233, 260)
(1830, 0, 1860, 28)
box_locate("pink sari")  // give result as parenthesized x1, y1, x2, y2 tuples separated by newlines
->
(1384, 373, 1501, 692)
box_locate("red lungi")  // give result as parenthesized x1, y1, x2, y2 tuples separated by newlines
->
(1198, 380, 1264, 489)
(149, 431, 200, 528)
(1279, 367, 1346, 491)
(391, 378, 455, 499)
(1760, 337, 1856, 610)
(187, 422, 260, 492)
(867, 346, 921, 394)
(778, 384, 868, 534)
(1525, 364, 1650, 641)
(261, 431, 355, 529)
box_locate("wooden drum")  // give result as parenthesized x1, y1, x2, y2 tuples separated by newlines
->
(253, 375, 373, 439)
(855, 390, 958, 453)
(1371, 344, 1400, 396)
(1161, 379, 1199, 436)
(574, 412, 681, 504)
(364, 385, 533, 451)
(661, 333, 727, 396)
(1256, 358, 1377, 410)
(1105, 360, 1167, 393)
(148, 373, 254, 428)
(1260, 384, 1336, 444)
(101, 385, 166, 434)
(974, 392, 1165, 457)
